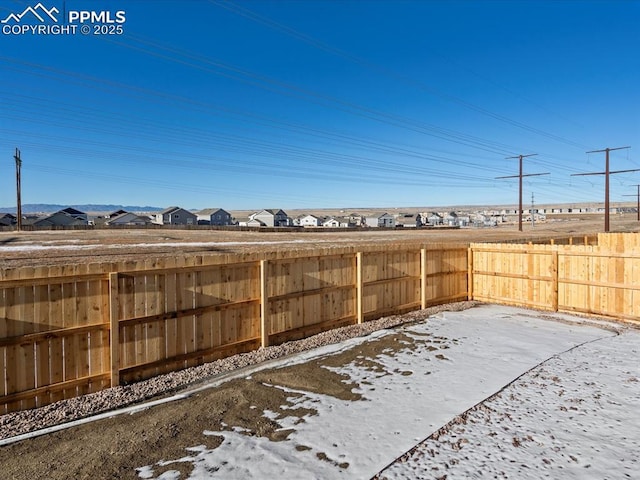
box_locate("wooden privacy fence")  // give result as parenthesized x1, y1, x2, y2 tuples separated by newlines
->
(0, 244, 468, 413)
(470, 233, 640, 323)
(2, 232, 638, 414)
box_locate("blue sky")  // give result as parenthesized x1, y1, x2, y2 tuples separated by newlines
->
(1, 0, 638, 210)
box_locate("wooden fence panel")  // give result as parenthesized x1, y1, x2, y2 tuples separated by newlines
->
(2, 246, 465, 413)
(0, 266, 111, 414)
(470, 244, 556, 310)
(598, 232, 640, 251)
(558, 247, 588, 314)
(265, 254, 357, 344)
(116, 261, 261, 383)
(558, 246, 640, 322)
(423, 246, 468, 306)
(470, 241, 640, 323)
(362, 250, 421, 320)
(5, 237, 640, 414)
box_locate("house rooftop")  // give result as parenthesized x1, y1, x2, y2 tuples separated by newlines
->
(60, 207, 85, 215)
(197, 208, 228, 215)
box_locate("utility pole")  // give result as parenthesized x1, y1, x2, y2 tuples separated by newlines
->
(496, 154, 549, 232)
(13, 148, 22, 232)
(571, 146, 637, 232)
(623, 184, 640, 221)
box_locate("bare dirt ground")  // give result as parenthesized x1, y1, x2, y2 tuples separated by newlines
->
(0, 304, 470, 480)
(1, 213, 638, 268)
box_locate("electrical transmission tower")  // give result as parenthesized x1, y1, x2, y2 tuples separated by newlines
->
(496, 154, 549, 232)
(531, 192, 535, 228)
(571, 146, 637, 232)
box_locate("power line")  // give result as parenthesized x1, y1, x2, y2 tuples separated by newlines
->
(496, 154, 549, 232)
(571, 146, 637, 232)
(0, 19, 607, 207)
(0, 88, 512, 177)
(0, 56, 522, 158)
(210, 0, 591, 150)
(103, 35, 522, 155)
(0, 87, 519, 185)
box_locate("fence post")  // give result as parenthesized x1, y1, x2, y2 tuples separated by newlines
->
(420, 248, 427, 309)
(260, 260, 269, 347)
(467, 246, 474, 301)
(356, 252, 364, 324)
(551, 248, 559, 311)
(109, 272, 120, 388)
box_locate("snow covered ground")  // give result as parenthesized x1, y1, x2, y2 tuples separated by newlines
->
(135, 305, 637, 480)
(379, 326, 639, 479)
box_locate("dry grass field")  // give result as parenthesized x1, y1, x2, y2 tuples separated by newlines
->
(0, 212, 638, 269)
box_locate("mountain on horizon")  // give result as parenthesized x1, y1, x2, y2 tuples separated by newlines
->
(0, 204, 163, 214)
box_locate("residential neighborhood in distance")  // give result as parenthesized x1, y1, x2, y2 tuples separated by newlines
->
(0, 202, 637, 230)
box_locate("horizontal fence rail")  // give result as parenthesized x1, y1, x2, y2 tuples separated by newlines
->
(0, 244, 468, 413)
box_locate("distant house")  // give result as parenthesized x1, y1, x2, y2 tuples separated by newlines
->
(344, 212, 360, 224)
(363, 216, 378, 227)
(472, 213, 488, 224)
(106, 212, 152, 226)
(33, 210, 87, 227)
(246, 218, 266, 227)
(154, 206, 197, 225)
(342, 217, 358, 228)
(235, 216, 257, 227)
(445, 212, 459, 226)
(479, 212, 505, 225)
(299, 214, 323, 227)
(323, 216, 356, 228)
(525, 212, 547, 223)
(362, 213, 395, 228)
(21, 214, 40, 226)
(427, 212, 443, 226)
(0, 213, 16, 226)
(322, 217, 341, 228)
(457, 215, 470, 227)
(377, 213, 396, 228)
(106, 209, 128, 218)
(197, 208, 234, 226)
(249, 209, 290, 227)
(60, 207, 88, 223)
